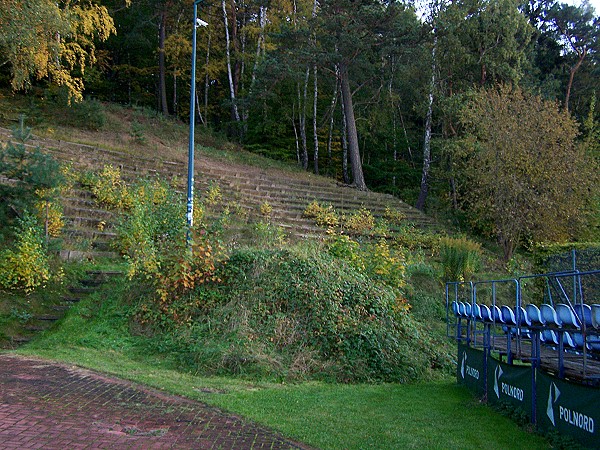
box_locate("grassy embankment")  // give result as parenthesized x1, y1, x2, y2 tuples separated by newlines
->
(18, 275, 549, 450)
(1, 94, 551, 449)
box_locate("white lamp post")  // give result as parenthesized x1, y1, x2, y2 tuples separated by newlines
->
(187, 0, 208, 237)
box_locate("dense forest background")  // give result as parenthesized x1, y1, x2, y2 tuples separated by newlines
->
(1, 0, 599, 260)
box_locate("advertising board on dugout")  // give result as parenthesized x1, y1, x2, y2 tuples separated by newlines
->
(457, 343, 485, 395)
(456, 344, 600, 448)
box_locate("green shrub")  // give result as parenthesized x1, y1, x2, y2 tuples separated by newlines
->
(134, 248, 450, 383)
(35, 195, 64, 238)
(0, 212, 50, 293)
(0, 118, 64, 229)
(439, 236, 482, 282)
(205, 183, 222, 206)
(130, 121, 147, 144)
(364, 238, 407, 291)
(115, 179, 227, 326)
(324, 231, 364, 270)
(68, 98, 106, 131)
(394, 223, 442, 252)
(252, 221, 286, 248)
(259, 201, 273, 217)
(10, 307, 33, 323)
(303, 201, 339, 227)
(383, 207, 406, 226)
(344, 208, 375, 233)
(91, 165, 132, 209)
(114, 178, 187, 278)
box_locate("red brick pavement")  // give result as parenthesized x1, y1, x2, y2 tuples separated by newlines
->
(0, 354, 313, 449)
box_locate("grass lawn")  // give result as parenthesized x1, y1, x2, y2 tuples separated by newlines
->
(16, 344, 549, 450)
(5, 279, 551, 449)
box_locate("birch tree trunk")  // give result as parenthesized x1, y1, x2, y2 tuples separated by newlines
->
(172, 72, 177, 115)
(298, 69, 310, 170)
(196, 90, 205, 126)
(222, 0, 241, 122)
(293, 103, 300, 165)
(311, 0, 319, 175)
(398, 108, 413, 163)
(204, 21, 212, 127)
(313, 64, 319, 175)
(158, 8, 169, 115)
(565, 48, 586, 112)
(327, 74, 339, 172)
(250, 5, 267, 91)
(339, 62, 366, 190)
(341, 91, 349, 184)
(416, 34, 437, 211)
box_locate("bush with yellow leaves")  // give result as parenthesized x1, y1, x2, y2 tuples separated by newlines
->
(0, 213, 50, 293)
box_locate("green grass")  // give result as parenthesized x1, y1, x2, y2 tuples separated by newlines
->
(14, 344, 549, 449)
(11, 284, 550, 450)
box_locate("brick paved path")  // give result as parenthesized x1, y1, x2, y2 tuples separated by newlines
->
(0, 354, 312, 449)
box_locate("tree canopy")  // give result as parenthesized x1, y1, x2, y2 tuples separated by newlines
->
(459, 85, 595, 260)
(0, 0, 116, 102)
(1, 0, 598, 257)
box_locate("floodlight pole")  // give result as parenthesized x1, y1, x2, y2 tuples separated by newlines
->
(187, 0, 205, 241)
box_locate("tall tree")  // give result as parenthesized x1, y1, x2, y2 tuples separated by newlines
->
(437, 0, 533, 91)
(158, 5, 170, 114)
(417, 0, 441, 211)
(314, 0, 415, 190)
(0, 0, 116, 102)
(222, 0, 241, 122)
(546, 2, 599, 111)
(458, 85, 595, 261)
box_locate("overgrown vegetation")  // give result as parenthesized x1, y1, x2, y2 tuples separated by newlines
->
(0, 96, 592, 448)
(439, 237, 482, 282)
(0, 119, 65, 293)
(70, 167, 452, 382)
(0, 213, 52, 293)
(132, 247, 450, 383)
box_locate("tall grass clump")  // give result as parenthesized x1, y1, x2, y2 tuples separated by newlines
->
(439, 236, 482, 282)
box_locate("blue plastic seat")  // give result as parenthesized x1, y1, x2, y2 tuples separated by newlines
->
(556, 304, 581, 330)
(573, 304, 593, 328)
(570, 332, 589, 350)
(501, 305, 517, 325)
(491, 305, 504, 323)
(472, 303, 483, 321)
(541, 329, 559, 345)
(586, 334, 600, 352)
(479, 304, 492, 322)
(563, 332, 576, 349)
(592, 305, 600, 329)
(541, 304, 562, 327)
(451, 301, 459, 317)
(464, 302, 472, 318)
(525, 304, 545, 326)
(515, 306, 532, 327)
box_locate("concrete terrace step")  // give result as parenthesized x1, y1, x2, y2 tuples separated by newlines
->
(59, 250, 119, 261)
(62, 205, 115, 221)
(3, 270, 124, 347)
(64, 215, 114, 230)
(223, 190, 429, 223)
(1, 127, 438, 247)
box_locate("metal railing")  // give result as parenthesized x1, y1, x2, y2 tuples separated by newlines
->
(446, 269, 600, 380)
